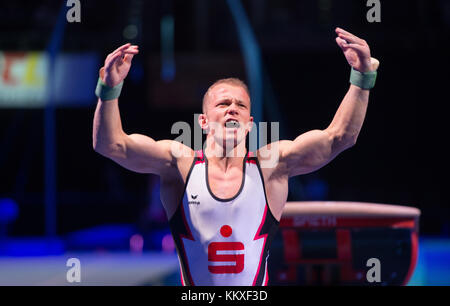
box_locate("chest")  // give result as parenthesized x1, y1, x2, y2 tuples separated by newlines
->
(184, 162, 268, 237)
(206, 163, 244, 199)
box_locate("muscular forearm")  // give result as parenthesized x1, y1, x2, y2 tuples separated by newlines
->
(93, 44, 139, 154)
(92, 98, 126, 153)
(279, 29, 377, 177)
(326, 85, 369, 147)
(325, 28, 380, 148)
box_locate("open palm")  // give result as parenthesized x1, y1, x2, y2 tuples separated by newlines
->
(101, 43, 139, 87)
(335, 28, 372, 72)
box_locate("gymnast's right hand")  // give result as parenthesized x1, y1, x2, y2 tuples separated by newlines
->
(100, 43, 139, 87)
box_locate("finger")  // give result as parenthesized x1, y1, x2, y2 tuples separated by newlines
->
(105, 51, 116, 63)
(335, 27, 357, 37)
(130, 46, 139, 53)
(371, 57, 380, 70)
(123, 48, 139, 55)
(125, 45, 139, 51)
(335, 37, 349, 50)
(114, 46, 138, 59)
(106, 49, 138, 68)
(124, 53, 135, 64)
(105, 45, 139, 68)
(105, 52, 124, 70)
(113, 43, 131, 54)
(336, 28, 366, 44)
(106, 46, 127, 62)
(338, 33, 365, 46)
(345, 43, 367, 56)
(106, 50, 124, 64)
(105, 44, 132, 62)
(110, 47, 138, 59)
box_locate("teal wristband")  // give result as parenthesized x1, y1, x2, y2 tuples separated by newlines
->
(349, 68, 377, 90)
(95, 77, 124, 101)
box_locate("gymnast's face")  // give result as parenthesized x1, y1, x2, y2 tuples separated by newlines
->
(200, 83, 253, 150)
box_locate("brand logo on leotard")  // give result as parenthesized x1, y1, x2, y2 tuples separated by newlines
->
(188, 194, 200, 205)
(208, 225, 244, 274)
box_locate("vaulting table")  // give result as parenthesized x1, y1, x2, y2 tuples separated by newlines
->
(269, 201, 420, 285)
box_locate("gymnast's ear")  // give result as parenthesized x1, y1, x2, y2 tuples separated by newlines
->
(247, 116, 254, 132)
(198, 113, 209, 131)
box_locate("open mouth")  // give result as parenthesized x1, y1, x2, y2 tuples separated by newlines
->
(225, 119, 240, 129)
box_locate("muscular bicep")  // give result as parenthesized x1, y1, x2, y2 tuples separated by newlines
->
(105, 134, 191, 175)
(279, 129, 347, 177)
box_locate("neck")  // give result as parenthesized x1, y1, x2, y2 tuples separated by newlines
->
(204, 135, 247, 171)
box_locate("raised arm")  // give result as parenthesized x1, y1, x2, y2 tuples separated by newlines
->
(92, 44, 190, 175)
(275, 28, 379, 178)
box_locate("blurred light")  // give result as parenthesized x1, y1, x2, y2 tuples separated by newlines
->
(160, 15, 175, 82)
(65, 224, 135, 250)
(161, 61, 175, 82)
(123, 24, 138, 40)
(318, 0, 332, 10)
(305, 178, 328, 200)
(162, 233, 175, 253)
(129, 59, 144, 83)
(0, 238, 64, 256)
(0, 52, 99, 108)
(318, 0, 332, 25)
(0, 198, 19, 223)
(130, 234, 144, 253)
(408, 238, 450, 285)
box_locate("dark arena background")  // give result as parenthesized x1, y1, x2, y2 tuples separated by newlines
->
(0, 0, 449, 287)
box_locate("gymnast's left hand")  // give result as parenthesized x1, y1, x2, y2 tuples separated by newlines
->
(335, 27, 374, 72)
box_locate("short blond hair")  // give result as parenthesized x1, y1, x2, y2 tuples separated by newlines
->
(202, 78, 250, 113)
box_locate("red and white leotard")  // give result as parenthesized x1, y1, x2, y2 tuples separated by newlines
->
(168, 150, 279, 286)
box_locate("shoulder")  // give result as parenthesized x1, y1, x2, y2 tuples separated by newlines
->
(158, 140, 196, 179)
(256, 141, 291, 179)
(256, 140, 292, 161)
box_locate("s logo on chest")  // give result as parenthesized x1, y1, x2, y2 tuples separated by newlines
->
(208, 225, 245, 274)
